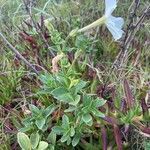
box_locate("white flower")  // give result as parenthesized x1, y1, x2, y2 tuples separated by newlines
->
(77, 0, 124, 41)
(104, 0, 124, 40)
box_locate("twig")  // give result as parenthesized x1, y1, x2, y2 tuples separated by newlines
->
(112, 0, 141, 70)
(123, 0, 141, 45)
(112, 1, 149, 70)
(0, 32, 39, 75)
(120, 5, 150, 67)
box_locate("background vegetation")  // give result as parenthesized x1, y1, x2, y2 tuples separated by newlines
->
(0, 0, 149, 149)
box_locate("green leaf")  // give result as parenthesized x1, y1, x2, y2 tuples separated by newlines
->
(67, 137, 71, 145)
(75, 35, 91, 50)
(51, 87, 68, 97)
(62, 115, 70, 126)
(64, 106, 76, 112)
(72, 134, 81, 147)
(74, 80, 87, 94)
(47, 131, 56, 145)
(145, 140, 150, 150)
(69, 78, 79, 89)
(35, 118, 46, 130)
(92, 109, 105, 118)
(52, 126, 63, 135)
(37, 141, 48, 150)
(51, 87, 74, 103)
(19, 126, 33, 133)
(69, 95, 80, 106)
(49, 144, 55, 150)
(86, 119, 93, 126)
(69, 28, 78, 37)
(94, 98, 106, 107)
(30, 132, 40, 149)
(22, 117, 32, 126)
(70, 126, 75, 137)
(11, 117, 22, 129)
(56, 74, 69, 87)
(44, 104, 56, 118)
(44, 19, 54, 32)
(17, 132, 31, 150)
(40, 74, 54, 87)
(83, 95, 92, 106)
(81, 106, 89, 114)
(60, 133, 69, 143)
(29, 104, 40, 115)
(82, 113, 92, 124)
(58, 93, 74, 103)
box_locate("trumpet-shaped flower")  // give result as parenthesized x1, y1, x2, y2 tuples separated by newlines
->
(78, 0, 124, 41)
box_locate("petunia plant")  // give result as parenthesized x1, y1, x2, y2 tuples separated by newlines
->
(10, 0, 149, 149)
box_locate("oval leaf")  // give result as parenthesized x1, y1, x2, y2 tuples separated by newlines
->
(72, 134, 81, 147)
(47, 131, 56, 145)
(82, 113, 92, 124)
(37, 141, 48, 150)
(30, 132, 40, 149)
(17, 132, 31, 150)
(35, 118, 46, 130)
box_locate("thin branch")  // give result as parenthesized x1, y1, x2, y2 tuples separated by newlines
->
(112, 1, 150, 70)
(120, 5, 150, 66)
(0, 32, 39, 75)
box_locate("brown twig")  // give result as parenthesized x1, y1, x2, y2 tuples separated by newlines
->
(121, 5, 150, 65)
(0, 32, 39, 75)
(112, 1, 150, 70)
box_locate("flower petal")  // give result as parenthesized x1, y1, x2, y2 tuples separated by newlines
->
(105, 0, 117, 16)
(105, 15, 124, 40)
(109, 16, 124, 29)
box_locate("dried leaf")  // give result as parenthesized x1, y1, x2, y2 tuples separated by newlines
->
(141, 98, 149, 116)
(51, 53, 64, 73)
(113, 125, 123, 150)
(101, 127, 107, 150)
(123, 79, 134, 109)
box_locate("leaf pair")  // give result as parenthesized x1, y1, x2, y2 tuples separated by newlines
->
(17, 132, 48, 150)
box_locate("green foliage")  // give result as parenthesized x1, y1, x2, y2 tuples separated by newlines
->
(52, 114, 82, 147)
(52, 115, 75, 145)
(39, 72, 87, 106)
(78, 95, 106, 125)
(20, 104, 56, 132)
(145, 140, 150, 150)
(17, 132, 32, 150)
(17, 132, 48, 150)
(37, 141, 48, 150)
(36, 67, 106, 147)
(120, 105, 141, 124)
(0, 66, 23, 105)
(75, 35, 95, 53)
(47, 131, 56, 149)
(0, 0, 150, 149)
(30, 132, 40, 149)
